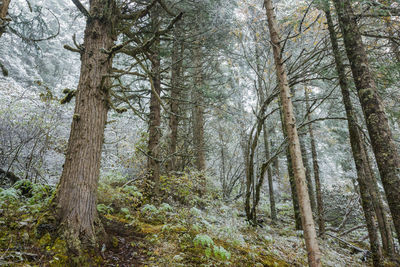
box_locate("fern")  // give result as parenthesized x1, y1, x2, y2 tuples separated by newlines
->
(0, 188, 20, 202)
(159, 203, 173, 212)
(97, 203, 114, 214)
(193, 234, 214, 248)
(213, 245, 231, 260)
(141, 204, 158, 214)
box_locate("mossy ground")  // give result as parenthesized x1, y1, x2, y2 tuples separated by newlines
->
(0, 175, 386, 266)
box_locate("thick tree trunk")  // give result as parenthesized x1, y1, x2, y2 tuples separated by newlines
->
(0, 0, 10, 38)
(148, 8, 161, 197)
(333, 0, 400, 246)
(168, 24, 183, 172)
(264, 1, 322, 266)
(54, 0, 117, 245)
(305, 89, 325, 237)
(324, 6, 384, 264)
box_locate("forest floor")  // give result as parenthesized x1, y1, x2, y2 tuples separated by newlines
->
(0, 175, 389, 266)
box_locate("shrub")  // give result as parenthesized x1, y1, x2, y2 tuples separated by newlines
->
(213, 245, 231, 261)
(193, 234, 214, 248)
(97, 204, 114, 215)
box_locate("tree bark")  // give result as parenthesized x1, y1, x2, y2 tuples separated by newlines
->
(281, 106, 302, 230)
(192, 44, 206, 172)
(147, 7, 161, 197)
(363, 142, 395, 256)
(333, 0, 400, 246)
(168, 23, 183, 172)
(304, 88, 325, 237)
(0, 0, 10, 38)
(271, 138, 281, 198)
(264, 1, 322, 266)
(300, 137, 316, 214)
(54, 0, 117, 245)
(324, 5, 384, 264)
(263, 125, 277, 222)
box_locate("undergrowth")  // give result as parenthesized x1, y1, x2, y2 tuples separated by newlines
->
(0, 171, 369, 266)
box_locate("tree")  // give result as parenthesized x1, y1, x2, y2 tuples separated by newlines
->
(264, 0, 322, 266)
(333, 0, 400, 246)
(54, 0, 117, 246)
(300, 137, 316, 215)
(0, 0, 10, 39)
(305, 87, 325, 236)
(168, 20, 183, 172)
(192, 41, 206, 172)
(147, 6, 162, 196)
(323, 3, 390, 262)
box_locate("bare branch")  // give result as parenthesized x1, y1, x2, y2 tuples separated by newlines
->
(71, 0, 90, 18)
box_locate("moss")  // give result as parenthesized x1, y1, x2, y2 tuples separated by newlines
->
(140, 223, 164, 234)
(260, 254, 290, 267)
(104, 213, 130, 224)
(73, 113, 81, 121)
(39, 232, 52, 247)
(170, 225, 187, 233)
(60, 89, 76, 104)
(112, 236, 119, 248)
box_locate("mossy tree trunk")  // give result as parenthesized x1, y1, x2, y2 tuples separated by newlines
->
(324, 5, 385, 264)
(264, 1, 322, 265)
(333, 0, 400, 246)
(168, 22, 183, 172)
(54, 0, 117, 246)
(148, 6, 161, 197)
(363, 142, 395, 256)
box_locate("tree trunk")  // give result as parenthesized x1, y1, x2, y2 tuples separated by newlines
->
(264, 1, 322, 266)
(148, 7, 161, 196)
(54, 0, 117, 245)
(0, 0, 10, 38)
(305, 88, 325, 237)
(272, 138, 281, 194)
(333, 0, 400, 246)
(300, 137, 316, 214)
(168, 23, 183, 172)
(363, 143, 395, 256)
(281, 107, 302, 230)
(245, 119, 262, 223)
(193, 44, 206, 172)
(324, 6, 384, 264)
(255, 39, 277, 223)
(263, 125, 277, 222)
(218, 124, 227, 199)
(191, 39, 206, 197)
